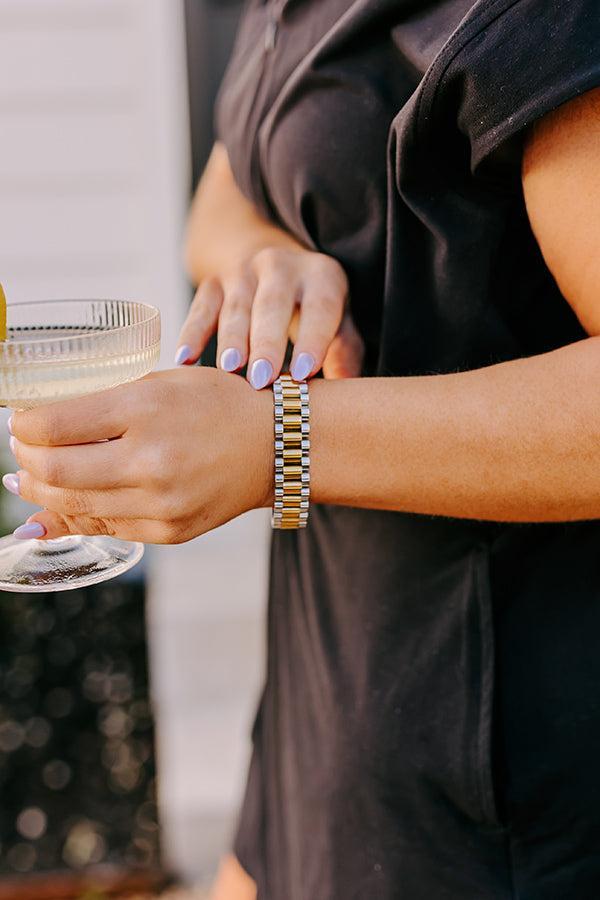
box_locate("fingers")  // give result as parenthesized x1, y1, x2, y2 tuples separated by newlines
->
(175, 278, 224, 366)
(11, 384, 132, 447)
(247, 270, 298, 389)
(322, 310, 365, 379)
(13, 469, 139, 519)
(10, 437, 132, 490)
(289, 277, 347, 381)
(18, 511, 187, 545)
(215, 268, 257, 373)
(177, 250, 353, 389)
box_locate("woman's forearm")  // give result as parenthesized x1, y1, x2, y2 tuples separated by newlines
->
(308, 337, 600, 522)
(184, 142, 303, 284)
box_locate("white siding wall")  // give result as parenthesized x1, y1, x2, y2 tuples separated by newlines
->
(0, 0, 190, 365)
(0, 0, 268, 885)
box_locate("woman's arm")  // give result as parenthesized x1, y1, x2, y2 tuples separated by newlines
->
(184, 142, 303, 283)
(8, 90, 600, 540)
(309, 338, 600, 522)
(308, 87, 600, 522)
(521, 88, 600, 335)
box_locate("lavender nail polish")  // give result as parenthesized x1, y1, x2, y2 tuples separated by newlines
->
(9, 436, 16, 455)
(291, 352, 315, 382)
(2, 473, 19, 496)
(220, 347, 242, 372)
(174, 344, 192, 366)
(250, 358, 273, 390)
(7, 415, 13, 436)
(14, 522, 46, 540)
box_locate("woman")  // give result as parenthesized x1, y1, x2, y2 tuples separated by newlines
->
(5, 0, 600, 897)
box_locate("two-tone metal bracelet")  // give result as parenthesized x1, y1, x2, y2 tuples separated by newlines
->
(272, 374, 310, 529)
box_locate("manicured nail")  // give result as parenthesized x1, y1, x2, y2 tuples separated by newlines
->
(2, 473, 19, 495)
(220, 347, 242, 372)
(291, 352, 315, 382)
(9, 436, 16, 455)
(174, 344, 192, 366)
(249, 358, 273, 390)
(7, 416, 13, 436)
(13, 522, 46, 540)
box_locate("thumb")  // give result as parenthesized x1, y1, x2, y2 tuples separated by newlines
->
(322, 310, 364, 379)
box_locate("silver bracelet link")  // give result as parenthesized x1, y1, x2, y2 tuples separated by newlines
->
(272, 374, 310, 529)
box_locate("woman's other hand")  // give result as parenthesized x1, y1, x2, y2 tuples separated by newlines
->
(175, 246, 364, 387)
(6, 367, 273, 543)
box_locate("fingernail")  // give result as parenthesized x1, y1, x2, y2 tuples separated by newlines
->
(249, 358, 273, 391)
(220, 347, 242, 372)
(174, 344, 192, 366)
(13, 522, 46, 540)
(7, 416, 13, 436)
(291, 352, 315, 382)
(2, 473, 19, 496)
(9, 436, 16, 455)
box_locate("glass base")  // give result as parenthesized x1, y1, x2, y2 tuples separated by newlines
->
(0, 535, 144, 592)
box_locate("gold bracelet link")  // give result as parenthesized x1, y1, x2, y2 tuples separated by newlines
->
(272, 374, 310, 529)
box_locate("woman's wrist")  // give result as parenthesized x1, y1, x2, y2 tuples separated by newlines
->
(251, 375, 331, 517)
(247, 380, 276, 510)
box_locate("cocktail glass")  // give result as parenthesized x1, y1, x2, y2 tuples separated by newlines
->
(0, 299, 161, 592)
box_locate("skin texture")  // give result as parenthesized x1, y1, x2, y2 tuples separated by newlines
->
(5, 89, 600, 896)
(179, 143, 364, 384)
(9, 367, 273, 543)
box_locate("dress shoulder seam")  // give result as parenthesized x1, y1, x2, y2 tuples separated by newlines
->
(414, 0, 522, 138)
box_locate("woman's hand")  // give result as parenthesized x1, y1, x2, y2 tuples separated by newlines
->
(175, 246, 364, 388)
(4, 367, 273, 543)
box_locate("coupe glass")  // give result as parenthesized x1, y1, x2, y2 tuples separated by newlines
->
(0, 299, 161, 592)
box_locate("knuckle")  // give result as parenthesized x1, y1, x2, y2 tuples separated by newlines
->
(315, 291, 344, 318)
(223, 290, 251, 319)
(253, 247, 281, 272)
(314, 252, 346, 279)
(157, 519, 189, 545)
(255, 275, 291, 306)
(138, 380, 176, 419)
(142, 444, 173, 484)
(313, 270, 348, 301)
(223, 264, 254, 292)
(35, 409, 61, 446)
(99, 518, 120, 538)
(69, 516, 116, 537)
(38, 454, 63, 487)
(61, 490, 92, 517)
(100, 518, 120, 538)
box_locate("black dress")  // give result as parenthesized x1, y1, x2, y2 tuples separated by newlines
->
(215, 2, 600, 897)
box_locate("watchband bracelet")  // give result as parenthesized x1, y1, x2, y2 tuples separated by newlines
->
(272, 374, 310, 529)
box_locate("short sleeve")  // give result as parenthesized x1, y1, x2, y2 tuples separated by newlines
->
(419, 0, 600, 173)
